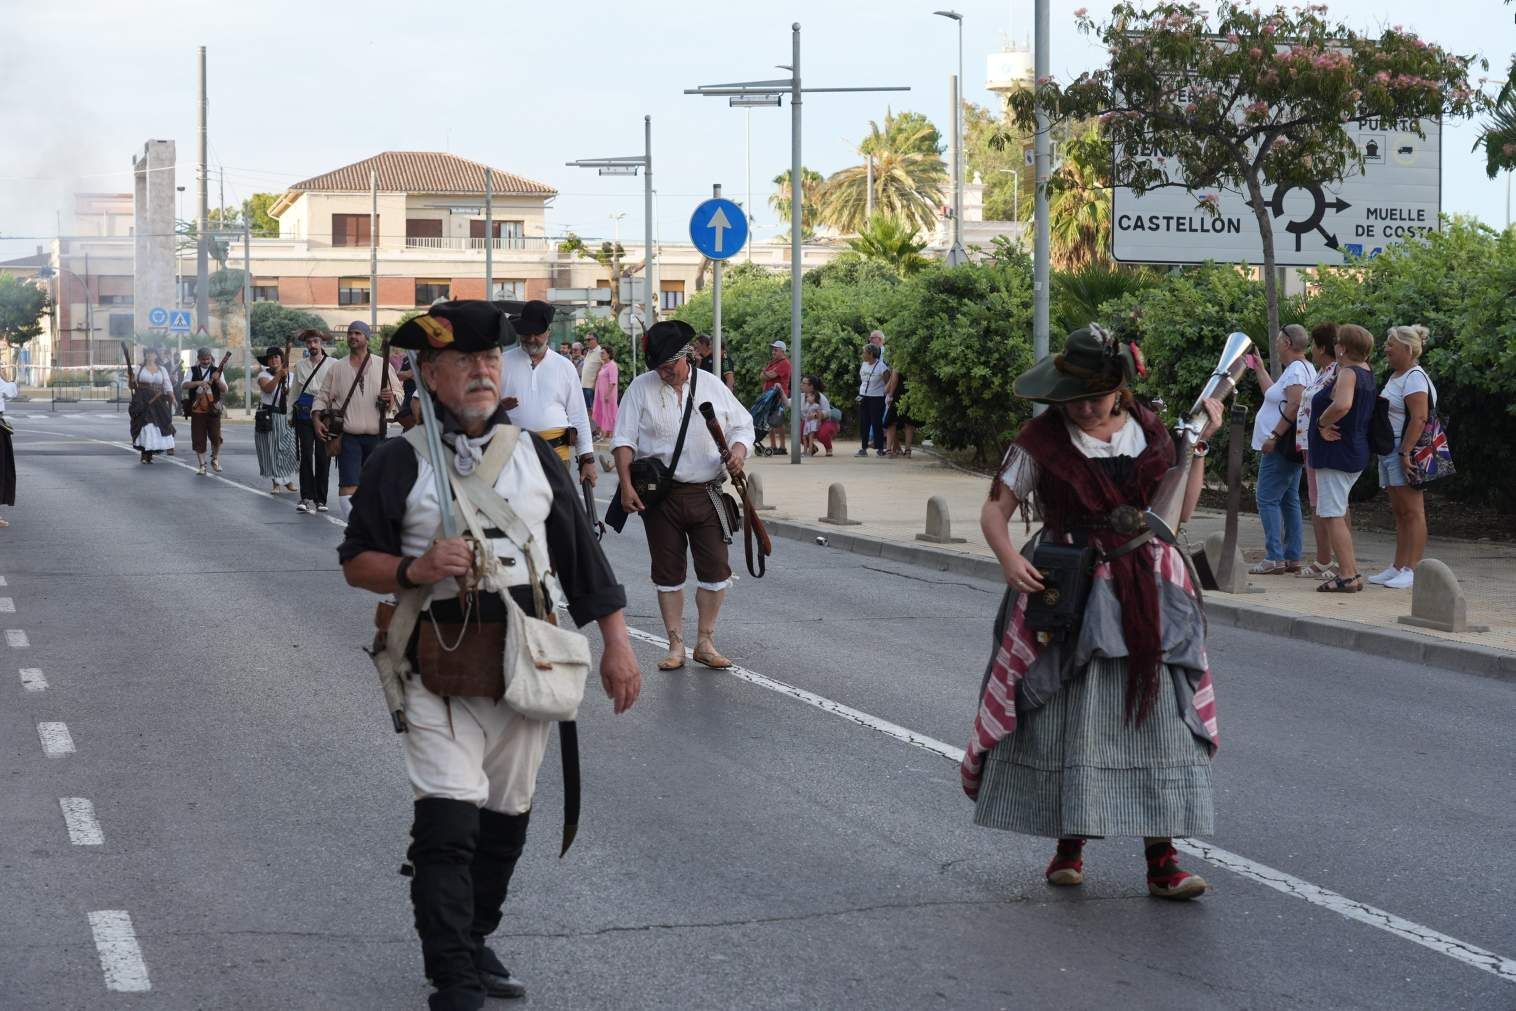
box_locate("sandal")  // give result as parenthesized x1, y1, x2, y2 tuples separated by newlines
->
(1297, 561, 1336, 578)
(1248, 559, 1288, 575)
(1316, 574, 1363, 593)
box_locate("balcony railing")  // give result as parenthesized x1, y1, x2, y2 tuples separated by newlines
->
(402, 236, 554, 251)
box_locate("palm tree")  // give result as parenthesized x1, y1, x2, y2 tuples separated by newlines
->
(1048, 121, 1113, 270)
(769, 167, 826, 241)
(822, 111, 949, 235)
(1475, 60, 1516, 185)
(847, 214, 930, 276)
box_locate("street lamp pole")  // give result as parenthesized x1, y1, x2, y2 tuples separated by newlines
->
(1033, 0, 1052, 371)
(685, 28, 908, 462)
(935, 10, 966, 265)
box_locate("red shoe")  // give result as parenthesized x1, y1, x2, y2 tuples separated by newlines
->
(1145, 841, 1209, 900)
(1045, 837, 1085, 886)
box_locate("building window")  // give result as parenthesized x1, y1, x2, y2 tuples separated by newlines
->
(332, 213, 375, 247)
(177, 278, 197, 303)
(108, 314, 133, 338)
(406, 219, 444, 248)
(470, 220, 525, 248)
(98, 294, 133, 305)
(415, 279, 450, 305)
(492, 280, 525, 300)
(252, 282, 279, 302)
(338, 277, 371, 306)
(660, 283, 685, 310)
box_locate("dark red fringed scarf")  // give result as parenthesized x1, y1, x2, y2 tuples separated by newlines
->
(1014, 403, 1176, 724)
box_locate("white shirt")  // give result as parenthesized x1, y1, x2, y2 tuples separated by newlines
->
(290, 352, 334, 401)
(135, 367, 174, 395)
(1251, 358, 1317, 451)
(999, 415, 1148, 501)
(257, 368, 289, 407)
(858, 359, 889, 397)
(0, 375, 17, 411)
(580, 345, 606, 389)
(612, 367, 756, 484)
(501, 346, 594, 460)
(1380, 366, 1435, 441)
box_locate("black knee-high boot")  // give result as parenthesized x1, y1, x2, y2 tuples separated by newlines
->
(408, 798, 484, 1011)
(470, 808, 530, 999)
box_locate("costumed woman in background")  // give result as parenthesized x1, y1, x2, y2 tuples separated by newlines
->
(130, 348, 177, 464)
(961, 325, 1224, 901)
(0, 365, 17, 526)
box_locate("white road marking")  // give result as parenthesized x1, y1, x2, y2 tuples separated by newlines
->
(19, 667, 47, 691)
(6, 629, 28, 648)
(626, 625, 1516, 985)
(0, 574, 7, 585)
(0, 597, 14, 612)
(87, 910, 151, 992)
(59, 797, 104, 845)
(37, 721, 75, 756)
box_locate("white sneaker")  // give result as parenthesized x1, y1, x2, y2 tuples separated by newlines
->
(315, 503, 329, 513)
(1366, 566, 1401, 585)
(295, 500, 309, 513)
(1384, 568, 1415, 589)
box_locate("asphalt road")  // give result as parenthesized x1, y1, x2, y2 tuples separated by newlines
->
(3, 403, 1514, 1010)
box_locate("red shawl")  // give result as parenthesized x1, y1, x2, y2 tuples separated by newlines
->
(1014, 403, 1175, 724)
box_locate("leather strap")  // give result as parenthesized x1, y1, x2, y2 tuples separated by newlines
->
(1103, 529, 1155, 562)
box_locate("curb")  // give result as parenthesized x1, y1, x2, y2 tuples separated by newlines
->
(764, 517, 1516, 683)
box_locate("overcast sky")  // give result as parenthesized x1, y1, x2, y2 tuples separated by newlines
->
(2, 0, 1512, 260)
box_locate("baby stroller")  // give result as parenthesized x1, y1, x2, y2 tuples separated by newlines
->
(749, 387, 786, 456)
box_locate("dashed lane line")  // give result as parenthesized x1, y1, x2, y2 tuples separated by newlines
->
(624, 626, 1516, 985)
(60, 797, 104, 846)
(87, 910, 151, 992)
(0, 597, 14, 613)
(0, 574, 7, 585)
(6, 629, 28, 648)
(19, 667, 47, 691)
(37, 721, 75, 756)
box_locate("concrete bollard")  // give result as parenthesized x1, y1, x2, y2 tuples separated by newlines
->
(1203, 531, 1251, 594)
(597, 450, 614, 473)
(745, 470, 776, 512)
(915, 495, 966, 544)
(818, 482, 861, 526)
(1398, 559, 1488, 633)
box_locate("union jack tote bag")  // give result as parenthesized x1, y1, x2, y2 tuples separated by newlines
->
(1407, 415, 1454, 486)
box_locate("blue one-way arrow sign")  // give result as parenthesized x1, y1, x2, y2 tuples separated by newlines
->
(689, 197, 748, 260)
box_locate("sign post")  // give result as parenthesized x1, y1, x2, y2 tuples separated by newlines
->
(688, 191, 748, 386)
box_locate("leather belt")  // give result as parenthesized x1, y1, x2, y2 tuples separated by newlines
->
(535, 426, 576, 463)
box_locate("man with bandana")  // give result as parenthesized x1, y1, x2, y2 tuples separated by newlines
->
(499, 300, 597, 489)
(339, 300, 641, 1009)
(610, 319, 755, 671)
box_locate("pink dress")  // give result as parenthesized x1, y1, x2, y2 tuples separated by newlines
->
(591, 360, 619, 435)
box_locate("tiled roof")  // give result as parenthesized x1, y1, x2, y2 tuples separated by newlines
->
(287, 152, 557, 197)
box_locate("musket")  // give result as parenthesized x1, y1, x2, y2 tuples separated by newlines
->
(1144, 331, 1254, 543)
(698, 401, 771, 578)
(582, 475, 604, 541)
(377, 335, 393, 438)
(120, 342, 137, 392)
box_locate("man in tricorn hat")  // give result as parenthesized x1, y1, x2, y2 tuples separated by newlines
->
(339, 299, 641, 1009)
(500, 299, 597, 486)
(610, 319, 755, 671)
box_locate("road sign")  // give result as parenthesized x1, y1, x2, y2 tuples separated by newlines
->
(167, 310, 192, 334)
(689, 197, 748, 260)
(1112, 117, 1441, 266)
(147, 307, 169, 327)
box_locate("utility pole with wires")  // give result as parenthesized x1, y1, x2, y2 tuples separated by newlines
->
(195, 45, 210, 338)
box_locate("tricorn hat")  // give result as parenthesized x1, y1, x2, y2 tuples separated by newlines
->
(643, 319, 696, 369)
(514, 299, 555, 337)
(1012, 324, 1145, 404)
(390, 300, 517, 353)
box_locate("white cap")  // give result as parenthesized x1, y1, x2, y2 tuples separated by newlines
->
(771, 340, 788, 352)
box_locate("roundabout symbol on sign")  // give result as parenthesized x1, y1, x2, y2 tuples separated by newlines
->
(1247, 184, 1351, 253)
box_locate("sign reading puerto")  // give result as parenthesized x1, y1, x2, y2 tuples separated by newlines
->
(689, 198, 748, 260)
(1113, 116, 1441, 266)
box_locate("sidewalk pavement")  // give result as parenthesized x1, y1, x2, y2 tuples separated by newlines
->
(743, 447, 1516, 676)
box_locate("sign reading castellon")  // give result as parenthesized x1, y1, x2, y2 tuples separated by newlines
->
(1112, 114, 1442, 266)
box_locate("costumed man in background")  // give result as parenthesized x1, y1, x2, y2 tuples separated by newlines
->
(339, 299, 641, 1010)
(314, 320, 401, 519)
(182, 346, 226, 474)
(289, 327, 335, 514)
(499, 300, 597, 488)
(610, 319, 754, 671)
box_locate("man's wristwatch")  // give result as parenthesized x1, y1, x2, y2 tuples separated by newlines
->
(396, 556, 421, 590)
(578, 454, 595, 467)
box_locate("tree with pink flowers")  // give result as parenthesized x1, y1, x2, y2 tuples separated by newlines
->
(1010, 2, 1482, 369)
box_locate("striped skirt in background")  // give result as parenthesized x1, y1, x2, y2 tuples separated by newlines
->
(973, 657, 1214, 839)
(255, 410, 298, 483)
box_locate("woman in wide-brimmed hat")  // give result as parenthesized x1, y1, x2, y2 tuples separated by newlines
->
(960, 324, 1226, 901)
(254, 346, 298, 494)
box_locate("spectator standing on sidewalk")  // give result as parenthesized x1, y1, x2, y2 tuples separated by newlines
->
(1308, 324, 1377, 593)
(883, 368, 918, 458)
(579, 333, 606, 413)
(289, 328, 335, 514)
(1246, 325, 1316, 574)
(1370, 324, 1435, 589)
(856, 344, 890, 457)
(760, 340, 792, 457)
(1295, 323, 1340, 578)
(800, 375, 838, 456)
(591, 342, 620, 439)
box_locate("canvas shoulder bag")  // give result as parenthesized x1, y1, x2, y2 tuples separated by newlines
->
(627, 365, 698, 511)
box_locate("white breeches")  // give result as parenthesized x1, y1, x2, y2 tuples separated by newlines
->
(403, 685, 552, 815)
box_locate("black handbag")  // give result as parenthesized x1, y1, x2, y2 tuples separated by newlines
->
(1022, 539, 1098, 647)
(1369, 396, 1397, 456)
(627, 366, 698, 512)
(254, 406, 273, 433)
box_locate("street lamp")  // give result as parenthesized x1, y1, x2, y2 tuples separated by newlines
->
(934, 10, 967, 265)
(567, 116, 654, 373)
(686, 23, 908, 464)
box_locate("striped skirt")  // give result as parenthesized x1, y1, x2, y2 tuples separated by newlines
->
(254, 410, 297, 482)
(973, 656, 1214, 839)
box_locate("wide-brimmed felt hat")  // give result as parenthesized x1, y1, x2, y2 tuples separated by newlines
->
(1012, 324, 1145, 404)
(390, 300, 517, 353)
(255, 345, 286, 366)
(643, 319, 696, 369)
(514, 300, 555, 337)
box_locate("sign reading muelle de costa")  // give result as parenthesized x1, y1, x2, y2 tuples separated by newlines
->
(1112, 115, 1441, 266)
